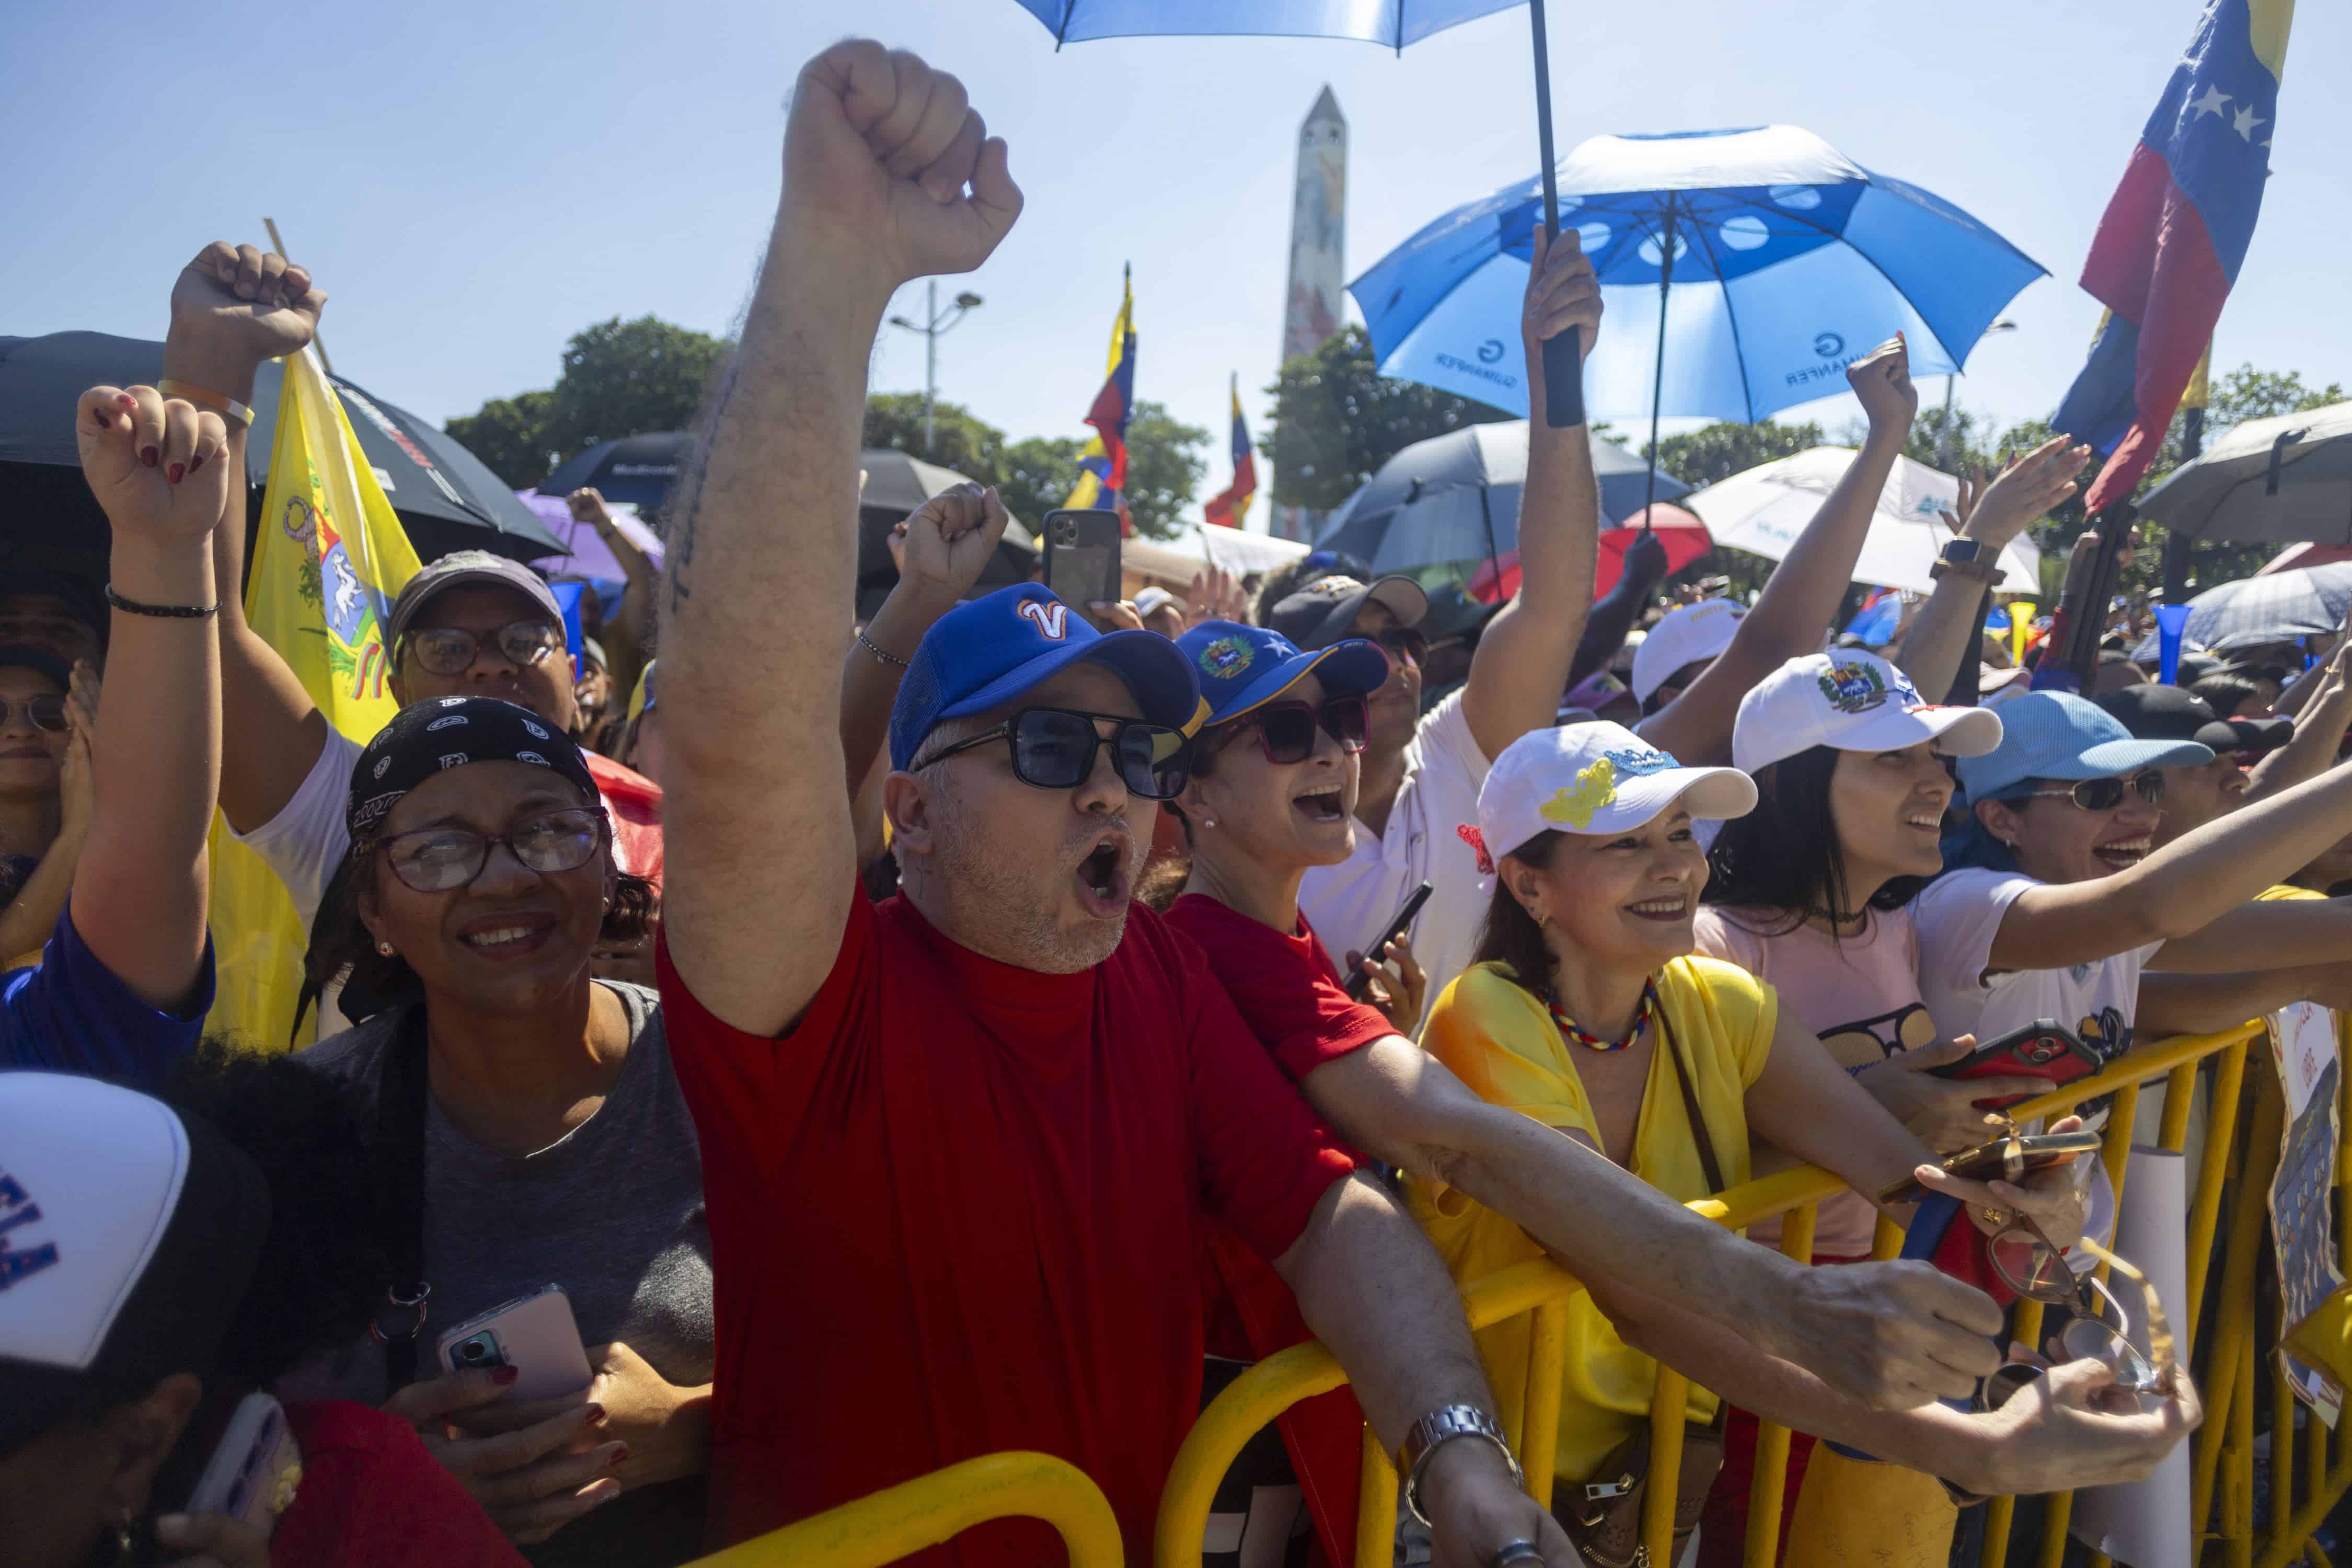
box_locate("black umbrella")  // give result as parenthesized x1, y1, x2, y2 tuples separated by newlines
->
(855, 448, 1039, 621)
(0, 331, 561, 567)
(535, 432, 690, 513)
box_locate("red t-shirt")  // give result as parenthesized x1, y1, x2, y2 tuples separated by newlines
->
(273, 1401, 523, 1568)
(1163, 896, 1396, 1081)
(585, 752, 663, 893)
(656, 891, 1358, 1560)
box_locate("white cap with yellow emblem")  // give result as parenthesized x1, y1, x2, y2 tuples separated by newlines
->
(1460, 721, 1758, 875)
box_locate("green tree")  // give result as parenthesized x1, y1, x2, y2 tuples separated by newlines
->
(861, 393, 1008, 480)
(1644, 419, 1826, 489)
(1264, 326, 1511, 511)
(444, 390, 559, 492)
(444, 315, 730, 489)
(996, 435, 1083, 534)
(1119, 400, 1209, 540)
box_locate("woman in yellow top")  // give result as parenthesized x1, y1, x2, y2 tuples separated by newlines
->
(1422, 720, 2118, 1513)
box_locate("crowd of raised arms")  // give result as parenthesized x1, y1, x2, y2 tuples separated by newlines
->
(26, 34, 2352, 1568)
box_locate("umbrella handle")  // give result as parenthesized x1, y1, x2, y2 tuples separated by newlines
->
(1528, 0, 1586, 430)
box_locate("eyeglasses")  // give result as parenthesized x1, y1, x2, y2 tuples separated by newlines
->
(400, 620, 564, 677)
(375, 806, 609, 894)
(1989, 1211, 2176, 1399)
(914, 707, 1193, 800)
(2018, 771, 2166, 812)
(1371, 627, 1429, 671)
(0, 695, 67, 733)
(1224, 695, 1369, 764)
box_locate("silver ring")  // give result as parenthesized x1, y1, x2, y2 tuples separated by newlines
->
(1490, 1542, 1544, 1568)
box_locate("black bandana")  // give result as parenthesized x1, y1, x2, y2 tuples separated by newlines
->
(347, 696, 598, 840)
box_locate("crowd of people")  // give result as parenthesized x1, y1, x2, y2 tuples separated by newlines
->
(18, 34, 2352, 1568)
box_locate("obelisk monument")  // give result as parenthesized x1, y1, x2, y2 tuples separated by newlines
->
(1273, 86, 1347, 543)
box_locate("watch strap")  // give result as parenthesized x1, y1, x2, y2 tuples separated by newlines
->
(1398, 1404, 1523, 1525)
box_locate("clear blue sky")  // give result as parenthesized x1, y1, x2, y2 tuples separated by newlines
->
(8, 0, 2345, 532)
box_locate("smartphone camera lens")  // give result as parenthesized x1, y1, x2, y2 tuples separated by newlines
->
(456, 1333, 500, 1367)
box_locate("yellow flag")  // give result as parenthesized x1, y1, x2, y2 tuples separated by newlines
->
(205, 349, 423, 1051)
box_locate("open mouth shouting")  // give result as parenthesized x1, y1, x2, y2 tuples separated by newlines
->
(456, 910, 559, 960)
(2092, 835, 2151, 872)
(1073, 829, 1133, 918)
(1625, 894, 1692, 924)
(1293, 781, 1347, 825)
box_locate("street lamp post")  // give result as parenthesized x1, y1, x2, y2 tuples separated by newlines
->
(886, 281, 985, 458)
(1938, 317, 2018, 470)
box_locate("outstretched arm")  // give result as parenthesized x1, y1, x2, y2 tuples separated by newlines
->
(72, 385, 232, 1008)
(1564, 527, 1669, 689)
(660, 42, 1020, 1035)
(2247, 638, 2352, 803)
(163, 242, 332, 833)
(1457, 227, 1604, 761)
(566, 487, 661, 699)
(1641, 337, 1918, 765)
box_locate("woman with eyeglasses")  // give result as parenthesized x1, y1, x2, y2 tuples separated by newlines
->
(1910, 689, 2352, 1068)
(0, 646, 96, 968)
(289, 697, 711, 1566)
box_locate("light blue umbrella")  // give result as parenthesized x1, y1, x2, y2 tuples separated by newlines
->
(1012, 0, 1592, 426)
(1351, 125, 2047, 509)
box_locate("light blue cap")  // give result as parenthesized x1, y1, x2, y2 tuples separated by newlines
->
(1955, 691, 2213, 802)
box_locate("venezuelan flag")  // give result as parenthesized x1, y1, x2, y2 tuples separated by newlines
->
(2054, 0, 2295, 513)
(1065, 266, 1136, 528)
(1201, 374, 1257, 529)
(207, 348, 423, 1050)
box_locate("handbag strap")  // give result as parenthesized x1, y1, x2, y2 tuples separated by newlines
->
(1655, 1004, 1728, 1197)
(373, 1006, 433, 1390)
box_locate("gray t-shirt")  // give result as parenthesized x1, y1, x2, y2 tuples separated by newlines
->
(286, 980, 712, 1565)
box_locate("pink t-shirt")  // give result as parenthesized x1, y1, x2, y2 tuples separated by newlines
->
(1692, 904, 1941, 1258)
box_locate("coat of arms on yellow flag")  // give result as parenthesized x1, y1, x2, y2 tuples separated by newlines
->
(205, 348, 422, 1051)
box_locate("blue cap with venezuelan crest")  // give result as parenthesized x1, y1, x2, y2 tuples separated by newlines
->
(889, 584, 1205, 771)
(1175, 620, 1388, 728)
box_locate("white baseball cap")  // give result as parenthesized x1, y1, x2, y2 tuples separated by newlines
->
(1133, 586, 1181, 621)
(1462, 721, 1757, 874)
(0, 1074, 269, 1454)
(1631, 599, 1746, 704)
(1732, 652, 2006, 775)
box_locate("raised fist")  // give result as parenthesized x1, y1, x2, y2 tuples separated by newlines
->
(782, 41, 1022, 289)
(170, 243, 326, 371)
(76, 385, 231, 544)
(1846, 335, 1918, 432)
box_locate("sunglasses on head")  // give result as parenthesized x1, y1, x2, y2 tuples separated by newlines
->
(2018, 770, 2165, 812)
(1220, 694, 1369, 765)
(915, 707, 1193, 800)
(0, 695, 67, 733)
(400, 619, 564, 678)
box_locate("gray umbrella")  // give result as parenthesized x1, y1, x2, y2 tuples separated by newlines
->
(1314, 420, 1689, 577)
(2128, 562, 2352, 662)
(0, 331, 560, 564)
(2139, 400, 2352, 546)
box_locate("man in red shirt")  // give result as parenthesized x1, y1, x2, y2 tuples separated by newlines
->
(655, 40, 1572, 1566)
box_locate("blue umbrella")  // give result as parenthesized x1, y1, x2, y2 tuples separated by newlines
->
(1012, 0, 1590, 427)
(1351, 124, 2046, 511)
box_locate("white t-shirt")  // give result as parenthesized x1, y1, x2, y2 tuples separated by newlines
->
(1910, 868, 2160, 1064)
(1299, 690, 1493, 1033)
(229, 727, 370, 932)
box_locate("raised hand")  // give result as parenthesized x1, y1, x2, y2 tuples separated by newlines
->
(1520, 225, 1602, 362)
(784, 41, 1022, 290)
(1185, 564, 1248, 629)
(566, 486, 620, 536)
(1621, 525, 1672, 591)
(76, 386, 231, 544)
(168, 242, 326, 377)
(1846, 335, 1918, 433)
(1950, 435, 2094, 550)
(894, 482, 1010, 607)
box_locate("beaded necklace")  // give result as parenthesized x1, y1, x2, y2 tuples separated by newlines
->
(1543, 979, 1659, 1053)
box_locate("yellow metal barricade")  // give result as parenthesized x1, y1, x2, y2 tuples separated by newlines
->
(690, 1450, 1122, 1568)
(1156, 1018, 2352, 1568)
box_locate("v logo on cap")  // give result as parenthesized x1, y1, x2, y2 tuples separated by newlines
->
(1017, 599, 1070, 641)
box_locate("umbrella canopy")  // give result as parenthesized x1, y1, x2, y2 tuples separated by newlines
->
(0, 331, 560, 565)
(520, 490, 667, 582)
(2258, 541, 2352, 576)
(1467, 504, 1713, 603)
(1350, 124, 2046, 425)
(1685, 447, 2040, 596)
(1013, 1, 1525, 45)
(855, 448, 1039, 621)
(535, 431, 690, 513)
(2137, 401, 2352, 546)
(1315, 421, 1689, 575)
(2130, 564, 2352, 661)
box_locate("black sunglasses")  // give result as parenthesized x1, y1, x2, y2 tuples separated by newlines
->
(1371, 626, 1429, 669)
(2019, 770, 2166, 812)
(400, 620, 564, 677)
(915, 707, 1193, 800)
(1221, 695, 1369, 764)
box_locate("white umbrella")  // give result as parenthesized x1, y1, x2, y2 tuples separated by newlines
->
(1682, 446, 2040, 596)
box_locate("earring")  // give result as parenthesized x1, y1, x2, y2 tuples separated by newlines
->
(1533, 909, 1550, 929)
(1203, 816, 1218, 829)
(376, 941, 395, 957)
(112, 1508, 135, 1563)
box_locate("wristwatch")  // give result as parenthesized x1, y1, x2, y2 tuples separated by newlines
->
(1930, 536, 2003, 585)
(1397, 1404, 1524, 1526)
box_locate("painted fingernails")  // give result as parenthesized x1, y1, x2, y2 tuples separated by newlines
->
(90, 406, 111, 428)
(167, 462, 185, 485)
(491, 1364, 521, 1385)
(607, 1444, 630, 1468)
(140, 447, 158, 469)
(584, 1402, 607, 1426)
(190, 453, 206, 473)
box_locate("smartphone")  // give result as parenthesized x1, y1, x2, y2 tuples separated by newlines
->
(435, 1285, 594, 1401)
(181, 1392, 303, 1538)
(1343, 882, 1434, 1001)
(1924, 1019, 2102, 1110)
(1043, 509, 1123, 608)
(1878, 1129, 2103, 1205)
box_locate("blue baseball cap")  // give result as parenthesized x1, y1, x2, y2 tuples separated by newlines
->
(1955, 691, 2214, 802)
(1176, 621, 1389, 727)
(888, 584, 1205, 770)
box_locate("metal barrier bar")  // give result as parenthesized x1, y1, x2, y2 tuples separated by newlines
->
(1643, 1367, 1691, 1563)
(2188, 1039, 2254, 1340)
(1739, 1200, 1817, 1568)
(1522, 1301, 1567, 1513)
(689, 1450, 1122, 1568)
(2198, 1076, 2286, 1537)
(1352, 1425, 1392, 1568)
